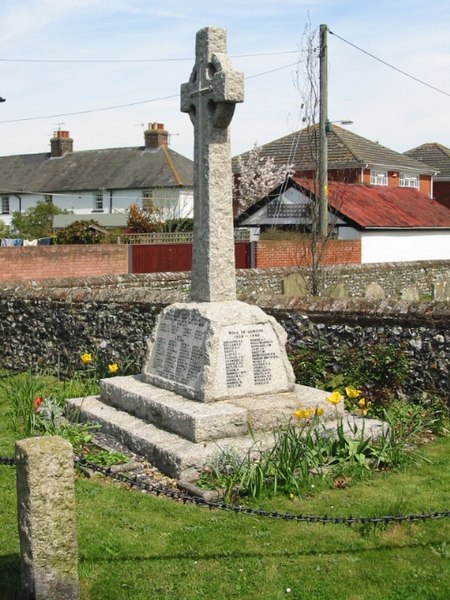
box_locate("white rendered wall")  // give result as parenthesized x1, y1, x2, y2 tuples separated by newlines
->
(361, 230, 450, 263)
(0, 187, 193, 227)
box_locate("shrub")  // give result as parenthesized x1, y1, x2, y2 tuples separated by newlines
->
(164, 218, 193, 232)
(126, 203, 163, 233)
(339, 342, 410, 409)
(287, 345, 328, 388)
(288, 341, 410, 411)
(55, 220, 103, 244)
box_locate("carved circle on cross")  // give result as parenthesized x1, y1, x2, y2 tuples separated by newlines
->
(181, 56, 236, 130)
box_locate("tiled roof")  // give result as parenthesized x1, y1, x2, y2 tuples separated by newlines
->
(293, 177, 450, 229)
(404, 143, 450, 178)
(233, 125, 435, 174)
(0, 146, 193, 194)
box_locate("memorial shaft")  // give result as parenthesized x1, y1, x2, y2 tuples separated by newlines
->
(181, 27, 244, 302)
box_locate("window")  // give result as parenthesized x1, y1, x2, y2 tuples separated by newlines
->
(370, 170, 388, 186)
(93, 191, 104, 212)
(44, 194, 53, 203)
(142, 190, 153, 212)
(1, 196, 9, 214)
(399, 173, 419, 189)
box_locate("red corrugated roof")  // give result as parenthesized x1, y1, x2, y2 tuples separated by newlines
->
(293, 177, 450, 228)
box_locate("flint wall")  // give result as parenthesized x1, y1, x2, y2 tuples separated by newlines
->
(0, 272, 448, 398)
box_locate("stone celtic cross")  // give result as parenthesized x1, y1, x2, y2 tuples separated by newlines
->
(181, 27, 244, 302)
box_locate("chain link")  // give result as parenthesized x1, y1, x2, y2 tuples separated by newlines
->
(2, 454, 449, 525)
(73, 456, 450, 526)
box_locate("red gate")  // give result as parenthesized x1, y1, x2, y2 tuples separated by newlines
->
(131, 243, 251, 273)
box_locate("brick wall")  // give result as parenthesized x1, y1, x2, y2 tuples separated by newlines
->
(0, 245, 129, 282)
(255, 239, 361, 268)
(0, 241, 360, 281)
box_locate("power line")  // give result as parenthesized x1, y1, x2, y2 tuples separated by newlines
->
(245, 61, 299, 80)
(0, 50, 300, 64)
(329, 29, 450, 98)
(0, 94, 179, 124)
(0, 61, 300, 125)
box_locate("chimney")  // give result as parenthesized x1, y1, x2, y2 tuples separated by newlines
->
(144, 122, 168, 150)
(50, 130, 73, 157)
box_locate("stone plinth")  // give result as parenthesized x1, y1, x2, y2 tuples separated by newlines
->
(66, 381, 353, 480)
(141, 300, 295, 402)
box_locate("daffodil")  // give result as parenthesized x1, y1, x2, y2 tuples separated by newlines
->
(326, 391, 342, 406)
(108, 362, 119, 374)
(293, 409, 308, 420)
(345, 386, 362, 399)
(357, 397, 367, 409)
(80, 352, 93, 365)
(315, 407, 324, 416)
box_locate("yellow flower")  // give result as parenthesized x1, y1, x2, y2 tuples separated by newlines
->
(345, 386, 362, 399)
(294, 407, 320, 420)
(315, 407, 324, 416)
(357, 397, 367, 409)
(293, 409, 308, 420)
(80, 352, 93, 365)
(357, 408, 368, 417)
(326, 391, 342, 406)
(108, 362, 119, 374)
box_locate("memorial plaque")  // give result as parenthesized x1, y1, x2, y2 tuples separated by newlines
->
(215, 322, 291, 397)
(148, 309, 209, 389)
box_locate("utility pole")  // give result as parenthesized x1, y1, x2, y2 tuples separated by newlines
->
(318, 24, 328, 239)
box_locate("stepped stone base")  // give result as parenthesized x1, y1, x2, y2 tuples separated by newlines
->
(65, 375, 385, 480)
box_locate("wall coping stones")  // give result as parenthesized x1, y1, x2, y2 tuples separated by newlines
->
(1, 277, 448, 327)
(0, 259, 448, 290)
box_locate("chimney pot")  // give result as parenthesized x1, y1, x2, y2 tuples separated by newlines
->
(50, 130, 73, 157)
(144, 122, 168, 149)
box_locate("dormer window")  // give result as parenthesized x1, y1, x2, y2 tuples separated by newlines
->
(370, 169, 388, 186)
(399, 173, 419, 189)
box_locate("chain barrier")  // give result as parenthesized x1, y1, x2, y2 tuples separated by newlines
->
(2, 454, 449, 525)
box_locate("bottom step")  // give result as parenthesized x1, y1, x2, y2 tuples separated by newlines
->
(65, 396, 386, 481)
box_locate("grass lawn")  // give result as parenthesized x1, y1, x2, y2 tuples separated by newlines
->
(0, 376, 449, 599)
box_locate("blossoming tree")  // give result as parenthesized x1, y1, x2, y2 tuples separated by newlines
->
(233, 143, 294, 215)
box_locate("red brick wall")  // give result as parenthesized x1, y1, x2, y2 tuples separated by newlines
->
(255, 239, 361, 268)
(419, 175, 431, 196)
(0, 241, 361, 281)
(299, 169, 361, 183)
(0, 245, 128, 282)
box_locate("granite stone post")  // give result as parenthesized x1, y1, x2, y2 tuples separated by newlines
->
(15, 436, 79, 600)
(181, 27, 244, 302)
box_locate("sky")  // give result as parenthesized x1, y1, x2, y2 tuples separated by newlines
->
(0, 0, 449, 160)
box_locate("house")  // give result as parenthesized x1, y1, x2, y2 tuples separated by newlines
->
(403, 143, 450, 209)
(0, 123, 193, 228)
(233, 124, 436, 197)
(236, 176, 450, 264)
